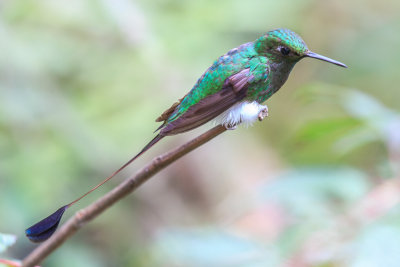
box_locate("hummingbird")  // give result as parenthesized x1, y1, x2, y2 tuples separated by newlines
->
(25, 28, 347, 242)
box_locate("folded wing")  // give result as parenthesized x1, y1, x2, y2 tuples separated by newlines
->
(160, 69, 252, 136)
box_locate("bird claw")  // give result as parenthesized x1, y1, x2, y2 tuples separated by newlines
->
(258, 106, 269, 121)
(224, 123, 237, 130)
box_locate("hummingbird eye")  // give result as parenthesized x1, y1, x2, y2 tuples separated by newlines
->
(279, 46, 291, 56)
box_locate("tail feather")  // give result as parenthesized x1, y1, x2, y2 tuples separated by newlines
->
(67, 134, 165, 207)
(26, 134, 165, 242)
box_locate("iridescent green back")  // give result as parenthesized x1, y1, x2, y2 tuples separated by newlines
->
(166, 42, 261, 123)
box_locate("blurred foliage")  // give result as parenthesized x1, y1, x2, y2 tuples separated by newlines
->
(0, 233, 16, 254)
(1, 0, 400, 266)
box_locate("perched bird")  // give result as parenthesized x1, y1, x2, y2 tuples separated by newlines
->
(26, 28, 347, 242)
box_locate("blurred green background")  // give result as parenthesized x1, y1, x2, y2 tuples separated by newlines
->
(1, 0, 400, 266)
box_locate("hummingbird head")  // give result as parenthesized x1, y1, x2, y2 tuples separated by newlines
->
(255, 28, 347, 68)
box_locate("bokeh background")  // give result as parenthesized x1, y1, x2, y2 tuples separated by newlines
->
(1, 0, 400, 266)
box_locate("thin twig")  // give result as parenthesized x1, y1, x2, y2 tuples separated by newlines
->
(22, 125, 226, 267)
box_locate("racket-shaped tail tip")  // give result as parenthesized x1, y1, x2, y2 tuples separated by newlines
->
(25, 205, 68, 243)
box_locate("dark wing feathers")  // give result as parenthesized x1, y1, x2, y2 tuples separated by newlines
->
(160, 69, 252, 136)
(228, 69, 250, 93)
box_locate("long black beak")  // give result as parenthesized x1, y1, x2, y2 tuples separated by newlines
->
(306, 51, 347, 68)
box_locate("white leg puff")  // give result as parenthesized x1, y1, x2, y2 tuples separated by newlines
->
(216, 101, 269, 129)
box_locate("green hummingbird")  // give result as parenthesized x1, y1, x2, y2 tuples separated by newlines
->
(26, 28, 347, 242)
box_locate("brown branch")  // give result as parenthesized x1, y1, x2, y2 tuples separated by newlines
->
(22, 125, 227, 267)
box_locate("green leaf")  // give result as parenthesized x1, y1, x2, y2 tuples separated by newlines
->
(285, 117, 363, 164)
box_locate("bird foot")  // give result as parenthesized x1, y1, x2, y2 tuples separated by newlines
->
(258, 106, 269, 121)
(223, 122, 237, 130)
